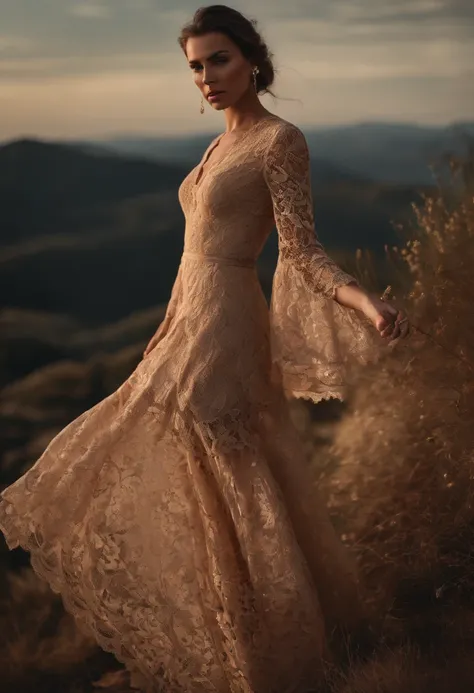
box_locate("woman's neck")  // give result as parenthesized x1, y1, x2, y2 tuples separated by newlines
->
(223, 95, 272, 133)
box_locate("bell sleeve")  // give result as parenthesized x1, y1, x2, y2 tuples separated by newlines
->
(263, 122, 380, 403)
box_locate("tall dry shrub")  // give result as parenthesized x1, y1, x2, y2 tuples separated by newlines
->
(327, 150, 474, 622)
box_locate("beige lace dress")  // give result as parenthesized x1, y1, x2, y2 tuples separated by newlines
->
(0, 115, 378, 693)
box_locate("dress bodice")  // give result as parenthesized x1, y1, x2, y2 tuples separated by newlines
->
(170, 114, 380, 403)
(178, 117, 277, 264)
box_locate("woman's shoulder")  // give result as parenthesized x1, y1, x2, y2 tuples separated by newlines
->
(262, 115, 303, 137)
(261, 116, 308, 155)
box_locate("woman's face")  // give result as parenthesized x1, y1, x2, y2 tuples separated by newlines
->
(185, 32, 253, 111)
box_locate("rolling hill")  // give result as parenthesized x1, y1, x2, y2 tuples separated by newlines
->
(73, 120, 474, 185)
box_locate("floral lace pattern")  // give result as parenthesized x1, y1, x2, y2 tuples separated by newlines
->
(0, 116, 378, 692)
(263, 122, 379, 403)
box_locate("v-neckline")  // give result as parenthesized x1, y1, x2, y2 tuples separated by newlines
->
(193, 115, 280, 190)
(194, 133, 225, 189)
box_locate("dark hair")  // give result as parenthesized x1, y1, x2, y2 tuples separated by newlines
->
(178, 5, 276, 96)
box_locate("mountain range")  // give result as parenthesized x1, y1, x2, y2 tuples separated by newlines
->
(67, 120, 474, 186)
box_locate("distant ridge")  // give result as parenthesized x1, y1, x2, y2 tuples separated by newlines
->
(43, 120, 474, 186)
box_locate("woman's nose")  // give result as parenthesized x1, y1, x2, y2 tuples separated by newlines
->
(202, 68, 216, 85)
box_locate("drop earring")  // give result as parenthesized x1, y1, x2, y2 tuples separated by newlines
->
(200, 95, 205, 115)
(252, 66, 259, 91)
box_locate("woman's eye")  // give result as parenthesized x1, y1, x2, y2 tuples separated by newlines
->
(190, 59, 228, 71)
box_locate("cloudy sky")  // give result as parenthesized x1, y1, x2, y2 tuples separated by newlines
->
(1, 0, 473, 141)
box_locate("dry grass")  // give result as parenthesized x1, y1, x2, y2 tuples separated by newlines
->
(319, 149, 474, 690)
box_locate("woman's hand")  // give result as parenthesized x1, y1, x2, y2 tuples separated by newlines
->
(334, 282, 410, 343)
(361, 294, 410, 343)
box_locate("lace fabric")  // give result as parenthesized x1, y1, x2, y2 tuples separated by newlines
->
(262, 122, 379, 403)
(0, 115, 379, 692)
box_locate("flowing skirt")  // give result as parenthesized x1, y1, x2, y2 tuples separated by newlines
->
(0, 257, 363, 693)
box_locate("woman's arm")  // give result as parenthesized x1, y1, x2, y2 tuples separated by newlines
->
(262, 122, 359, 299)
(262, 122, 408, 341)
(334, 281, 369, 312)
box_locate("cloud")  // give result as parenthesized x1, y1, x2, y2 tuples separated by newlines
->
(268, 0, 474, 21)
(0, 0, 472, 137)
(0, 35, 34, 54)
(1, 0, 472, 67)
(0, 0, 471, 85)
(0, 51, 172, 80)
(69, 3, 112, 19)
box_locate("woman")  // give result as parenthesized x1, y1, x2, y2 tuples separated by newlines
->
(0, 5, 409, 693)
